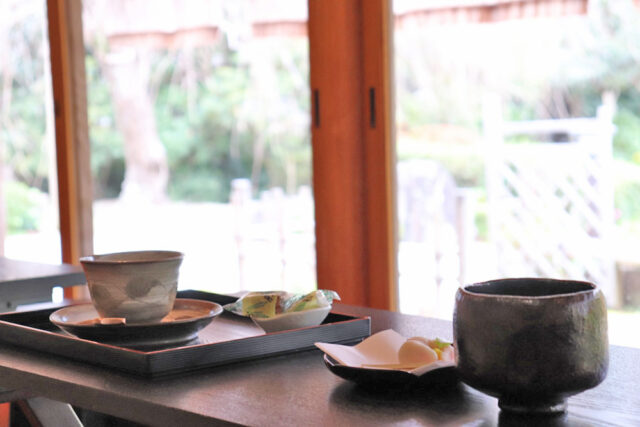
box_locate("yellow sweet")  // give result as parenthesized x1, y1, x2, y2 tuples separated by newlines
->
(398, 339, 438, 365)
(401, 336, 455, 363)
(407, 336, 429, 346)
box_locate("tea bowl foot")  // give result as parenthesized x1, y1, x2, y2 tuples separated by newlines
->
(498, 395, 567, 414)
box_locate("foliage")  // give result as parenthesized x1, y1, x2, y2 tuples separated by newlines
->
(1, 7, 51, 192)
(156, 54, 251, 201)
(85, 52, 125, 198)
(394, 0, 640, 226)
(5, 181, 44, 233)
(613, 107, 640, 161)
(149, 40, 309, 202)
(474, 204, 489, 241)
(613, 159, 640, 223)
(8, 0, 640, 238)
(397, 138, 484, 188)
(2, 5, 312, 249)
(616, 181, 640, 223)
(394, 29, 483, 131)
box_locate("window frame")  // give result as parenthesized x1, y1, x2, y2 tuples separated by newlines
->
(47, 0, 397, 309)
(47, 0, 93, 264)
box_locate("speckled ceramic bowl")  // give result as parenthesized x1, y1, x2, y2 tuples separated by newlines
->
(80, 250, 184, 324)
(453, 278, 608, 414)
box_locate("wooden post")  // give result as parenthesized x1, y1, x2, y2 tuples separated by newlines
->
(47, 0, 93, 299)
(308, 0, 397, 310)
(0, 3, 10, 257)
(456, 188, 476, 286)
(361, 0, 398, 311)
(596, 91, 618, 306)
(482, 92, 503, 270)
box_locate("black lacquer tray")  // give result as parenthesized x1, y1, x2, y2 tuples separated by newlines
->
(0, 290, 370, 378)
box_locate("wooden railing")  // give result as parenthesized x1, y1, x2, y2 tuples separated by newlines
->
(483, 92, 618, 304)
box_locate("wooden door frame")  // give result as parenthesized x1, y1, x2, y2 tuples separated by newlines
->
(46, 0, 93, 266)
(308, 0, 397, 310)
(46, 0, 396, 309)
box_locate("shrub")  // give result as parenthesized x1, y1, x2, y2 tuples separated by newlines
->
(5, 181, 44, 234)
(613, 108, 640, 161)
(613, 158, 640, 223)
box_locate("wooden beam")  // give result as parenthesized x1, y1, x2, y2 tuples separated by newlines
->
(361, 0, 398, 311)
(394, 0, 588, 27)
(46, 0, 93, 269)
(308, 0, 396, 310)
(309, 0, 367, 307)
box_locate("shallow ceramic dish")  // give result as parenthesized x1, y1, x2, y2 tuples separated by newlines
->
(323, 355, 458, 388)
(316, 329, 458, 388)
(50, 298, 222, 349)
(251, 306, 331, 333)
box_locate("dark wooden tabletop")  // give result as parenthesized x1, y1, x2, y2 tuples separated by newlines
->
(0, 303, 637, 426)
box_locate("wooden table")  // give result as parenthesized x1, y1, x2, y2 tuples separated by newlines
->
(0, 257, 87, 424)
(0, 303, 637, 426)
(0, 257, 85, 310)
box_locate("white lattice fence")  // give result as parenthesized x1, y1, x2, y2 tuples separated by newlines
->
(484, 93, 618, 304)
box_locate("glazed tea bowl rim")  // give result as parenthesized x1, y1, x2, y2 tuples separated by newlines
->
(460, 277, 597, 300)
(80, 250, 184, 265)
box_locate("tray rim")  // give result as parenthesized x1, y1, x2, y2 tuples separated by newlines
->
(0, 290, 371, 377)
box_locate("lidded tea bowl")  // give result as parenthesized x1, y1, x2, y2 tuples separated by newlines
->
(453, 278, 608, 414)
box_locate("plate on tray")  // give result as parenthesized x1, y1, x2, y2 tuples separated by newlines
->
(50, 298, 223, 349)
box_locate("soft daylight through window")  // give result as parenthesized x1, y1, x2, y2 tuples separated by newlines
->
(82, 0, 315, 295)
(0, 0, 60, 264)
(394, 0, 640, 347)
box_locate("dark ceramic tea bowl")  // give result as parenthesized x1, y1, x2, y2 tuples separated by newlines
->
(453, 278, 608, 414)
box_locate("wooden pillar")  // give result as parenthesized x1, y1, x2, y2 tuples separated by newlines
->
(47, 0, 93, 268)
(361, 0, 397, 310)
(308, 0, 397, 310)
(0, 403, 7, 427)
